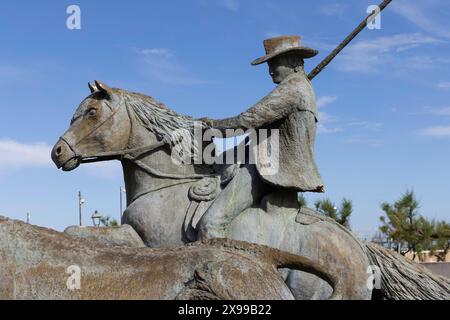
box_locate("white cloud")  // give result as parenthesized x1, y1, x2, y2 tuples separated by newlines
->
(319, 4, 346, 18)
(79, 161, 122, 180)
(316, 96, 341, 133)
(0, 64, 27, 80)
(336, 33, 442, 73)
(428, 107, 450, 116)
(348, 121, 383, 131)
(317, 124, 342, 134)
(437, 82, 450, 90)
(317, 111, 342, 134)
(138, 48, 174, 58)
(420, 126, 450, 137)
(223, 0, 239, 11)
(391, 0, 450, 38)
(345, 137, 383, 147)
(412, 106, 450, 116)
(0, 62, 43, 86)
(0, 140, 52, 169)
(317, 96, 337, 108)
(316, 96, 348, 134)
(0, 139, 122, 179)
(134, 47, 205, 86)
(315, 96, 383, 136)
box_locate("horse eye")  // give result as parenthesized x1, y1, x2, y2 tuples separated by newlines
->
(87, 108, 97, 117)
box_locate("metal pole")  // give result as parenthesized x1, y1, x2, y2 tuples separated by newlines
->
(308, 0, 393, 80)
(119, 186, 123, 221)
(78, 191, 83, 226)
(119, 186, 126, 224)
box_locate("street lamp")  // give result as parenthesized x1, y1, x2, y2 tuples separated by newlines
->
(91, 210, 102, 227)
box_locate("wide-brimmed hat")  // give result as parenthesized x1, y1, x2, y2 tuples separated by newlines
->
(251, 35, 318, 66)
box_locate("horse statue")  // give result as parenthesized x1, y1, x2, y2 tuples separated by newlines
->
(0, 216, 343, 300)
(51, 81, 449, 300)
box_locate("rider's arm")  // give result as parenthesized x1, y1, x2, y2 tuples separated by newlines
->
(205, 79, 299, 136)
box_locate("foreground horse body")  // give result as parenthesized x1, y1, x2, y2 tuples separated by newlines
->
(51, 81, 372, 299)
(1, 217, 346, 300)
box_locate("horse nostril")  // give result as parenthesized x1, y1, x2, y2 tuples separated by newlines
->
(56, 146, 62, 155)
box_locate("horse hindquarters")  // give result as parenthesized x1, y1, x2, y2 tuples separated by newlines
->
(228, 207, 372, 300)
(288, 219, 372, 300)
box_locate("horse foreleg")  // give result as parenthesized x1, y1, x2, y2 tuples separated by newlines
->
(197, 164, 269, 240)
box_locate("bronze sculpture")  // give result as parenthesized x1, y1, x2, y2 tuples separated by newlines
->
(51, 41, 372, 298)
(0, 217, 342, 300)
(197, 35, 324, 240)
(49, 31, 450, 299)
(0, 0, 444, 300)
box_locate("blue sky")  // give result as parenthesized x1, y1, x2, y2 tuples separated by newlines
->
(0, 0, 449, 237)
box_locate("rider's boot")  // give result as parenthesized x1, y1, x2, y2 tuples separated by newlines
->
(197, 164, 269, 239)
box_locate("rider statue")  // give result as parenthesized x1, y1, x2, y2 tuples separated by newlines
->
(197, 35, 324, 239)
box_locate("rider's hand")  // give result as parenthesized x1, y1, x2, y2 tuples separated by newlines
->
(198, 117, 215, 127)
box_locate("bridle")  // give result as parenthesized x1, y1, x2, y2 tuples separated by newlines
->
(61, 97, 214, 180)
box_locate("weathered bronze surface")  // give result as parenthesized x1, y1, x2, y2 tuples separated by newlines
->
(50, 72, 371, 299)
(49, 34, 447, 300)
(0, 217, 343, 300)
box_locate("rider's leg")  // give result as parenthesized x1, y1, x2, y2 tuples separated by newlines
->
(197, 164, 271, 239)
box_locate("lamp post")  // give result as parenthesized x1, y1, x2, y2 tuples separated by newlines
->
(78, 191, 85, 226)
(119, 186, 126, 222)
(91, 210, 102, 227)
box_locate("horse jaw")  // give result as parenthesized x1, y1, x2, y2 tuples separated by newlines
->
(61, 157, 81, 171)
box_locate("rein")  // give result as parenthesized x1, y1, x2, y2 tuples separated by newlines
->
(67, 98, 214, 180)
(79, 141, 166, 163)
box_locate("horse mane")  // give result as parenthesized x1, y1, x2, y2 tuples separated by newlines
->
(117, 89, 200, 157)
(118, 89, 198, 140)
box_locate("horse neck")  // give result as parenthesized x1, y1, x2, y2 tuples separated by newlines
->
(120, 122, 207, 206)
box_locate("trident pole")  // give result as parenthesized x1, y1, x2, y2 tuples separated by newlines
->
(308, 0, 393, 81)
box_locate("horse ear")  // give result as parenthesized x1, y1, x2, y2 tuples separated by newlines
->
(88, 82, 98, 93)
(94, 80, 112, 94)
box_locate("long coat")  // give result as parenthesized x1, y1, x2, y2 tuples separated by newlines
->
(214, 71, 324, 192)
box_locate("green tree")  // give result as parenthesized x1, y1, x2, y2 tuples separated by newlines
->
(314, 198, 352, 229)
(379, 190, 421, 258)
(99, 216, 119, 227)
(429, 220, 450, 262)
(379, 190, 450, 260)
(298, 193, 307, 208)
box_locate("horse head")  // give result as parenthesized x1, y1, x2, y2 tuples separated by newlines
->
(51, 80, 131, 171)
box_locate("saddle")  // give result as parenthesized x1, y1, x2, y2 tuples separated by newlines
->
(183, 163, 240, 241)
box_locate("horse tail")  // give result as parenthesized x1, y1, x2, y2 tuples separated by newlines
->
(196, 238, 343, 299)
(365, 242, 450, 300)
(269, 247, 343, 300)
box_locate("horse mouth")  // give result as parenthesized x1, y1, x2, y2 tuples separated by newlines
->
(61, 157, 81, 171)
